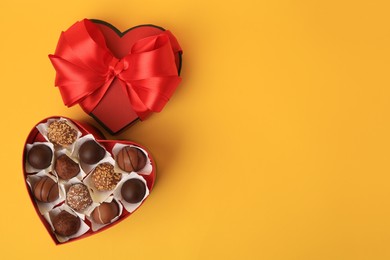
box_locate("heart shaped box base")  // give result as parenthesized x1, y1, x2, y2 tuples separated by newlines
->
(76, 20, 182, 135)
(23, 116, 156, 245)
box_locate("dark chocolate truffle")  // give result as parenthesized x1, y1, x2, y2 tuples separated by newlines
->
(121, 179, 146, 204)
(52, 210, 81, 236)
(55, 154, 80, 180)
(66, 183, 93, 212)
(33, 176, 59, 202)
(116, 147, 147, 172)
(91, 163, 121, 191)
(91, 201, 119, 224)
(48, 120, 78, 146)
(27, 144, 52, 169)
(79, 140, 105, 164)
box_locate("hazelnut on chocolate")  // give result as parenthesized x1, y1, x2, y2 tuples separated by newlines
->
(91, 163, 121, 191)
(48, 120, 77, 146)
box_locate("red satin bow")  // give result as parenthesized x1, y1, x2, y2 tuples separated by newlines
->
(49, 19, 182, 119)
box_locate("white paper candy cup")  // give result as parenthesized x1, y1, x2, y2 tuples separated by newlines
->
(43, 204, 90, 243)
(113, 172, 149, 213)
(25, 142, 55, 174)
(86, 196, 123, 231)
(26, 171, 65, 214)
(72, 134, 111, 174)
(83, 157, 121, 203)
(36, 117, 82, 153)
(112, 143, 153, 175)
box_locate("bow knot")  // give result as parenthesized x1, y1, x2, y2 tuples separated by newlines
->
(108, 58, 128, 78)
(49, 19, 182, 119)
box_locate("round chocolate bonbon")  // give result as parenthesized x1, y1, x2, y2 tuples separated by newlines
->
(120, 178, 146, 204)
(27, 144, 52, 169)
(116, 146, 147, 172)
(91, 201, 119, 224)
(33, 176, 59, 203)
(79, 140, 105, 165)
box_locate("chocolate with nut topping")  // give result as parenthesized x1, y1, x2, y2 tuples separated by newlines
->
(48, 120, 77, 146)
(92, 163, 122, 191)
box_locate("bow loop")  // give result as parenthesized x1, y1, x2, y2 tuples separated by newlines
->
(49, 19, 181, 119)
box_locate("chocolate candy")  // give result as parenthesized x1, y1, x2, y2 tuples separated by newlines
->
(79, 140, 105, 164)
(121, 179, 146, 203)
(91, 201, 119, 224)
(116, 147, 147, 172)
(66, 183, 93, 212)
(52, 210, 81, 236)
(55, 154, 80, 180)
(48, 120, 78, 146)
(27, 144, 52, 169)
(33, 176, 59, 202)
(92, 163, 121, 191)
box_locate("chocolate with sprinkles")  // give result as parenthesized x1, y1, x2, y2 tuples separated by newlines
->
(66, 183, 93, 212)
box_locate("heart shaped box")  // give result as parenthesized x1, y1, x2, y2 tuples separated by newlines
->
(23, 116, 156, 245)
(50, 19, 183, 134)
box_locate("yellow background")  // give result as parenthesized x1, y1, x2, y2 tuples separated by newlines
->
(0, 0, 389, 259)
